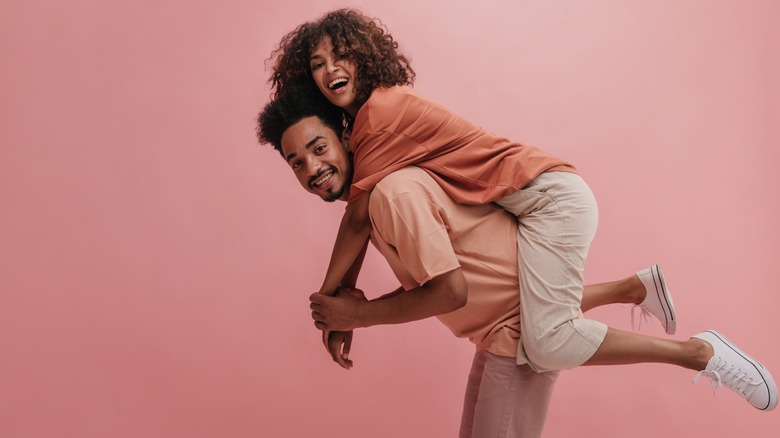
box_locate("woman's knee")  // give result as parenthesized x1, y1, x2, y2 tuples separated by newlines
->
(524, 319, 607, 371)
(523, 324, 581, 371)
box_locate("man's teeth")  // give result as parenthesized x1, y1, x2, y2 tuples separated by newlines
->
(328, 78, 348, 90)
(313, 171, 333, 187)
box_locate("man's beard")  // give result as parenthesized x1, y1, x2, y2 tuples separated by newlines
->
(322, 169, 352, 202)
(322, 185, 345, 202)
(321, 153, 353, 203)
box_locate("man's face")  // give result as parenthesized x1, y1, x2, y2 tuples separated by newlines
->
(281, 116, 352, 202)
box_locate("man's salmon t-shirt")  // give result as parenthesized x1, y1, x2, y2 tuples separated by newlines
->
(367, 166, 530, 362)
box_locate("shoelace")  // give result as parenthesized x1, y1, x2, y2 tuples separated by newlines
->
(625, 303, 654, 332)
(692, 357, 760, 399)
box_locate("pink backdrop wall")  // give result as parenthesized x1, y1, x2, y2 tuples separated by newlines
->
(2, 0, 778, 436)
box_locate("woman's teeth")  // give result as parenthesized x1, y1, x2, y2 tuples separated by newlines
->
(328, 78, 348, 90)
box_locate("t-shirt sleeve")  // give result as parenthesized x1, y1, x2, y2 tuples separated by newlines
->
(368, 184, 461, 286)
(349, 129, 430, 202)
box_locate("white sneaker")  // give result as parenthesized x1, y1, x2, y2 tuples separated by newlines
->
(632, 265, 676, 334)
(692, 330, 778, 411)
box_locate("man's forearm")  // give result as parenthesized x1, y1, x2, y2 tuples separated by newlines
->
(371, 286, 405, 301)
(318, 195, 372, 295)
(355, 269, 467, 328)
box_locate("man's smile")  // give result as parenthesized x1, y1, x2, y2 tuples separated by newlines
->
(310, 168, 335, 190)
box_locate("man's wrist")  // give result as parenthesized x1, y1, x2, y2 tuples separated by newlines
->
(353, 300, 372, 329)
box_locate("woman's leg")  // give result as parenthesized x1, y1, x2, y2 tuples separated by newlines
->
(582, 264, 676, 334)
(584, 328, 777, 410)
(584, 328, 710, 369)
(498, 172, 776, 410)
(497, 171, 605, 372)
(581, 275, 642, 312)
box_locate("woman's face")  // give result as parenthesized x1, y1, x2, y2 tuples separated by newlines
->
(309, 36, 360, 117)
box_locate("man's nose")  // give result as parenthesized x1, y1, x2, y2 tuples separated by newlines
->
(305, 158, 323, 176)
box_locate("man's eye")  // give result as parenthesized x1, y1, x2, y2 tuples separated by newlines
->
(291, 161, 302, 170)
(315, 145, 326, 153)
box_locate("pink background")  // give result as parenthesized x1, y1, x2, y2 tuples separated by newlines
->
(2, 0, 779, 436)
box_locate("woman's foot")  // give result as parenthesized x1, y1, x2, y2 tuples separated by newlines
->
(692, 330, 777, 411)
(631, 265, 677, 334)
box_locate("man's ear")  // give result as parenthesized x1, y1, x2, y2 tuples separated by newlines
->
(340, 127, 351, 151)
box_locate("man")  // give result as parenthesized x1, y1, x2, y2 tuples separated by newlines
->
(256, 87, 777, 437)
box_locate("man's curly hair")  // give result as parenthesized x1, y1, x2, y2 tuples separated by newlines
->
(268, 8, 415, 112)
(257, 85, 345, 157)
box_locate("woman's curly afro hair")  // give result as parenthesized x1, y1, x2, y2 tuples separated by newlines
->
(268, 8, 415, 111)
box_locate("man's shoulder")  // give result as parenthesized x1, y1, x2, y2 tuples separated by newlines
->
(369, 167, 511, 231)
(369, 167, 440, 203)
(366, 167, 447, 224)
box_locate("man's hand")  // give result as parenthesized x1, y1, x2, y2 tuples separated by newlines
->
(323, 330, 353, 370)
(337, 286, 367, 302)
(314, 287, 366, 369)
(310, 289, 366, 332)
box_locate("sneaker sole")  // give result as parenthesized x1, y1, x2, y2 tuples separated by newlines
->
(651, 265, 676, 335)
(702, 329, 778, 411)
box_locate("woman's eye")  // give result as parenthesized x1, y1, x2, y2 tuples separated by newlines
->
(311, 62, 323, 71)
(315, 145, 326, 153)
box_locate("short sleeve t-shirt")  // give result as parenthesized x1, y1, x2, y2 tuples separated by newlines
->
(368, 166, 529, 361)
(348, 86, 575, 205)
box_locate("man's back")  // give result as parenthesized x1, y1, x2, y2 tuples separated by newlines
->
(367, 166, 526, 360)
